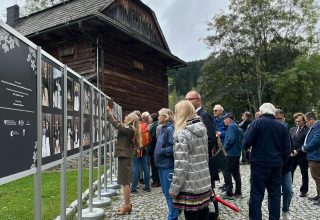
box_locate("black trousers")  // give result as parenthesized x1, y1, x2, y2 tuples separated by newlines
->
(249, 163, 282, 220)
(149, 150, 160, 184)
(291, 153, 309, 193)
(225, 156, 242, 196)
(184, 207, 209, 220)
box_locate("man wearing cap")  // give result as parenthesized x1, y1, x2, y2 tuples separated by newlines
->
(221, 113, 242, 200)
(243, 103, 291, 220)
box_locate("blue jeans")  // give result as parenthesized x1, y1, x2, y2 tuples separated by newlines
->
(158, 167, 179, 220)
(282, 171, 292, 212)
(131, 156, 150, 191)
(249, 163, 281, 220)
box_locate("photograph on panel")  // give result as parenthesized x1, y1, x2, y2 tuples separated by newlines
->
(102, 120, 105, 141)
(67, 116, 74, 150)
(84, 86, 91, 115)
(42, 113, 52, 158)
(93, 91, 98, 116)
(53, 67, 63, 109)
(67, 77, 73, 111)
(92, 119, 97, 143)
(101, 97, 105, 117)
(74, 81, 80, 112)
(74, 117, 80, 149)
(52, 114, 62, 154)
(83, 117, 91, 147)
(95, 119, 100, 143)
(41, 60, 51, 107)
(106, 121, 110, 142)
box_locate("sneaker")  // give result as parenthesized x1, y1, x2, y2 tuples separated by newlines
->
(221, 192, 234, 200)
(143, 187, 151, 192)
(282, 211, 292, 220)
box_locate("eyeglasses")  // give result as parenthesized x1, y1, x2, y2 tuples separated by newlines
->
(295, 120, 302, 123)
(213, 110, 219, 112)
(185, 97, 199, 101)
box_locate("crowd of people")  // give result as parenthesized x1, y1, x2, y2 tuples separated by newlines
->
(106, 90, 320, 220)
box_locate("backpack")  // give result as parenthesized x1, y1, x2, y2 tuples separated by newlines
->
(236, 126, 244, 149)
(140, 122, 151, 147)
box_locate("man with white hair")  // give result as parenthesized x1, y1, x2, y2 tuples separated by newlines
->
(243, 103, 291, 220)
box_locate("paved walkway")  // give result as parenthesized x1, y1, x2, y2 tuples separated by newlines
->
(103, 165, 319, 220)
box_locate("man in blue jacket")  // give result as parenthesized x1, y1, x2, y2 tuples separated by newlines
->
(299, 112, 320, 205)
(221, 113, 242, 200)
(243, 103, 291, 220)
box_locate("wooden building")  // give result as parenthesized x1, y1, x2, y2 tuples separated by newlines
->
(8, 0, 185, 115)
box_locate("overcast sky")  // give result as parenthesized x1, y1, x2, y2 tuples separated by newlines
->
(0, 0, 228, 62)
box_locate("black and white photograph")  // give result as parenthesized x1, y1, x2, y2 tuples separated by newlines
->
(67, 77, 73, 111)
(42, 61, 51, 107)
(67, 116, 74, 150)
(102, 120, 105, 141)
(52, 114, 62, 154)
(84, 85, 91, 115)
(73, 117, 80, 149)
(83, 117, 91, 147)
(101, 96, 105, 117)
(53, 67, 63, 109)
(92, 119, 99, 144)
(42, 114, 52, 158)
(93, 91, 98, 116)
(73, 81, 80, 112)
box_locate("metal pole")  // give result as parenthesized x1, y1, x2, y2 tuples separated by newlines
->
(60, 65, 68, 220)
(88, 87, 94, 212)
(34, 46, 42, 220)
(97, 92, 102, 199)
(77, 78, 84, 219)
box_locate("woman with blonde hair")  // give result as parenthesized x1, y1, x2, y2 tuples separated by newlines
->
(169, 100, 212, 220)
(106, 106, 140, 215)
(154, 108, 179, 220)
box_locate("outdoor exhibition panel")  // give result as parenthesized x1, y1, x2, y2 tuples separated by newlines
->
(41, 51, 64, 167)
(0, 22, 37, 183)
(82, 79, 92, 152)
(66, 68, 82, 157)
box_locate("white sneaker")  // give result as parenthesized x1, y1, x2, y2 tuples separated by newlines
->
(282, 211, 292, 220)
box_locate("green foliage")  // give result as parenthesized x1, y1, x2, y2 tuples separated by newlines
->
(273, 54, 320, 115)
(0, 168, 98, 220)
(200, 0, 320, 116)
(23, 0, 65, 15)
(168, 60, 205, 108)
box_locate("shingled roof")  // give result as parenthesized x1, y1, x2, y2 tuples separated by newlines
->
(11, 0, 172, 53)
(13, 0, 111, 36)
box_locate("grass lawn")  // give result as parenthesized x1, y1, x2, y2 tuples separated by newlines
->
(0, 167, 99, 220)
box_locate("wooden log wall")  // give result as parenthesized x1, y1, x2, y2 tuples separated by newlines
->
(43, 38, 96, 76)
(101, 36, 168, 116)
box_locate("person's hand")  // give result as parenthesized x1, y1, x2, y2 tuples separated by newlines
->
(169, 191, 176, 198)
(216, 131, 221, 137)
(106, 106, 112, 113)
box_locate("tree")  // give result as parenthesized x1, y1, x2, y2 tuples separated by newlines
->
(202, 0, 320, 111)
(273, 53, 320, 115)
(23, 0, 65, 15)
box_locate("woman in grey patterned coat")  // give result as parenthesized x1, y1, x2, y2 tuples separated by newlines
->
(169, 100, 212, 220)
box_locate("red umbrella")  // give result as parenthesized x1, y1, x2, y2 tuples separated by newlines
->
(214, 196, 240, 212)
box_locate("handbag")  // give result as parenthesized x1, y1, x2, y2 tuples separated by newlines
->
(209, 137, 227, 177)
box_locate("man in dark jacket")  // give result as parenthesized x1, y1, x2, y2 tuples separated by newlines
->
(299, 112, 320, 205)
(221, 113, 242, 200)
(185, 90, 219, 219)
(243, 103, 291, 220)
(289, 112, 309, 197)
